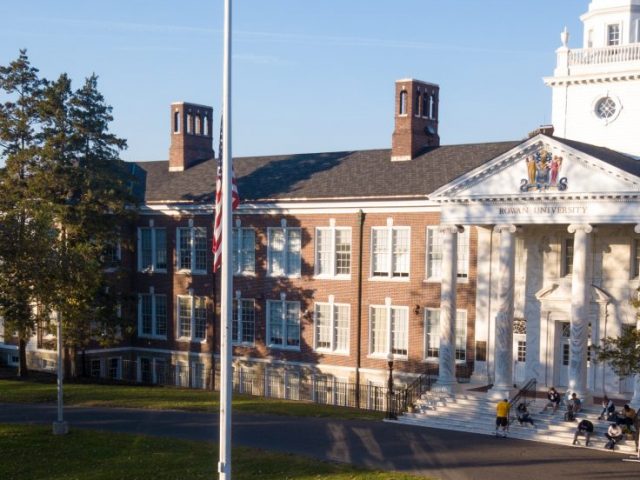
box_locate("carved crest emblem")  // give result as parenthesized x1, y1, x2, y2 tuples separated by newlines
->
(520, 149, 568, 192)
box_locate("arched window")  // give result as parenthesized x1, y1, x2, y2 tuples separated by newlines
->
(186, 113, 193, 134)
(422, 93, 429, 119)
(415, 92, 421, 116)
(429, 95, 435, 119)
(195, 114, 201, 135)
(203, 115, 209, 136)
(174, 111, 180, 133)
(399, 91, 407, 115)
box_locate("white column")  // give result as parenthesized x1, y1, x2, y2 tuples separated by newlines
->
(631, 224, 640, 409)
(488, 224, 517, 400)
(567, 224, 593, 400)
(435, 225, 462, 394)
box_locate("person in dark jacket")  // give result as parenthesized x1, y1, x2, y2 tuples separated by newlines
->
(540, 387, 561, 414)
(517, 402, 535, 427)
(573, 419, 594, 446)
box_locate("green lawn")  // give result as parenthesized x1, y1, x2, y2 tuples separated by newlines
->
(0, 379, 384, 420)
(0, 424, 428, 480)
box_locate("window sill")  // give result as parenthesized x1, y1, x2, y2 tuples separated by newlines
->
(138, 268, 168, 274)
(368, 276, 410, 282)
(232, 342, 255, 348)
(176, 269, 208, 276)
(367, 354, 408, 361)
(314, 349, 350, 356)
(138, 335, 168, 341)
(268, 345, 301, 352)
(176, 338, 207, 344)
(267, 274, 302, 279)
(421, 358, 467, 364)
(313, 274, 352, 281)
(423, 277, 470, 284)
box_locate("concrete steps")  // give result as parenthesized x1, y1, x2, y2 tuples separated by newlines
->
(390, 391, 639, 455)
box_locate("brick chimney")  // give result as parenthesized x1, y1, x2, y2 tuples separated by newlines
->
(391, 79, 440, 161)
(169, 102, 214, 172)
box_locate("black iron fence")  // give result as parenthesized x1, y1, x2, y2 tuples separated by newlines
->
(83, 359, 449, 414)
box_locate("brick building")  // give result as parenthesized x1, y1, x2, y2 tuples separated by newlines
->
(2, 0, 640, 405)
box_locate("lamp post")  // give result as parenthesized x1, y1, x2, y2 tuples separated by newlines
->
(52, 310, 68, 435)
(386, 351, 397, 420)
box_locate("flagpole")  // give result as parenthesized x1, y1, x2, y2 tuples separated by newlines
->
(219, 0, 233, 478)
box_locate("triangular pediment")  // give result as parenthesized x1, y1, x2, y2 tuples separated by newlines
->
(432, 135, 640, 200)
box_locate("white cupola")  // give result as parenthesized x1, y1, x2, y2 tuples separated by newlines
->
(544, 0, 640, 158)
(581, 0, 640, 48)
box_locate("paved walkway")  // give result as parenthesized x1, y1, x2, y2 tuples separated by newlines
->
(1, 403, 638, 480)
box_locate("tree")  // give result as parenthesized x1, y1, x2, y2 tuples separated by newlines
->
(0, 51, 137, 378)
(594, 288, 640, 379)
(0, 50, 50, 377)
(36, 73, 138, 377)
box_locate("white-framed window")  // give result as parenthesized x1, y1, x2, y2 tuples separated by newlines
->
(562, 237, 574, 276)
(137, 225, 167, 272)
(608, 24, 620, 46)
(315, 224, 352, 278)
(232, 295, 255, 345)
(369, 300, 408, 358)
(177, 293, 207, 341)
(633, 238, 640, 278)
(268, 222, 301, 277)
(177, 223, 208, 273)
(175, 361, 189, 387)
(314, 296, 350, 354)
(103, 240, 121, 269)
(108, 357, 122, 380)
(191, 361, 206, 389)
(266, 296, 300, 350)
(371, 223, 410, 279)
(90, 359, 102, 378)
(138, 290, 167, 339)
(7, 353, 19, 366)
(153, 358, 167, 384)
(425, 226, 469, 281)
(232, 226, 255, 276)
(423, 308, 468, 361)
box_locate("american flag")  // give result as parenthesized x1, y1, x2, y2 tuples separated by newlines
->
(213, 117, 240, 273)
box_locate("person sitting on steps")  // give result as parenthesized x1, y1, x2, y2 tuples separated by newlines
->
(615, 404, 636, 429)
(516, 402, 535, 427)
(605, 423, 624, 450)
(568, 392, 582, 414)
(540, 387, 561, 414)
(598, 396, 615, 421)
(573, 419, 594, 447)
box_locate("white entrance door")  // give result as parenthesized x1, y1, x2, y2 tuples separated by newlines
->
(513, 334, 526, 385)
(556, 322, 570, 388)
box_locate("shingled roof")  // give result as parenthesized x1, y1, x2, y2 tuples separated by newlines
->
(134, 140, 522, 204)
(132, 137, 640, 204)
(552, 136, 640, 177)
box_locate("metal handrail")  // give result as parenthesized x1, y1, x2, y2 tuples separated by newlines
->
(389, 371, 434, 418)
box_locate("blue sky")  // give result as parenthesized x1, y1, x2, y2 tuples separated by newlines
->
(0, 0, 586, 161)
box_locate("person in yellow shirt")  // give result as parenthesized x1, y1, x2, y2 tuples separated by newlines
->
(496, 398, 511, 437)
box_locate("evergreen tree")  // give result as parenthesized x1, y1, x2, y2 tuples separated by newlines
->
(0, 51, 138, 377)
(37, 73, 138, 377)
(0, 50, 49, 377)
